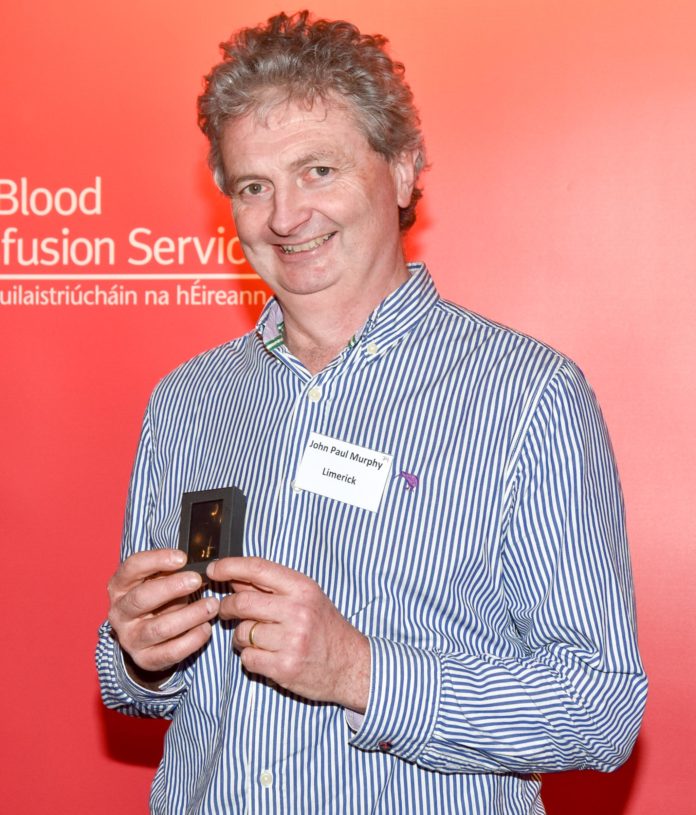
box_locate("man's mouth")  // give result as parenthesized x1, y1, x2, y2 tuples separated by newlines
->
(279, 232, 336, 254)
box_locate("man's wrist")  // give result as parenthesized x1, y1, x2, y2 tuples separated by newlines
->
(334, 631, 371, 712)
(123, 651, 177, 691)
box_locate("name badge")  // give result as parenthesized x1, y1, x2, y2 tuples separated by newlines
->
(294, 432, 393, 512)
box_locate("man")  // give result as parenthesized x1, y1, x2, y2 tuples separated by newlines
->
(97, 11, 646, 813)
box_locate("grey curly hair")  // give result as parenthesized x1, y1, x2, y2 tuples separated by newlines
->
(198, 10, 426, 232)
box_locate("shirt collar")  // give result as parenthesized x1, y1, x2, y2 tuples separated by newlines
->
(255, 263, 439, 354)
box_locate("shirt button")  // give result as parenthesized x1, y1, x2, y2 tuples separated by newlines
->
(307, 386, 322, 402)
(366, 341, 379, 356)
(259, 769, 273, 788)
(290, 480, 302, 494)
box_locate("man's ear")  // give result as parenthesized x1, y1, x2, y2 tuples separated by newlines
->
(392, 149, 420, 208)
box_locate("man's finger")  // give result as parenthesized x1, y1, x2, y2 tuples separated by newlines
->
(113, 569, 203, 622)
(137, 596, 220, 649)
(234, 619, 276, 652)
(237, 644, 278, 681)
(218, 587, 291, 623)
(207, 556, 306, 593)
(134, 621, 216, 674)
(110, 548, 187, 596)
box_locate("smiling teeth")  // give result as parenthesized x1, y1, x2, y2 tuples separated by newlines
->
(280, 233, 334, 254)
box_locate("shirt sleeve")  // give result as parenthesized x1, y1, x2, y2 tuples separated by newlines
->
(95, 404, 189, 718)
(349, 361, 647, 773)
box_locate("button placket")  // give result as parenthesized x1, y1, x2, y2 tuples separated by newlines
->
(287, 379, 325, 495)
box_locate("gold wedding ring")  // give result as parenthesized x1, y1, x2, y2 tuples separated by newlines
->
(248, 621, 260, 648)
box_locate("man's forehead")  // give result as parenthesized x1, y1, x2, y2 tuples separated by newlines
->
(223, 90, 367, 145)
(220, 93, 376, 177)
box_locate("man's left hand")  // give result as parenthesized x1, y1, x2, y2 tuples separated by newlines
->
(207, 557, 370, 713)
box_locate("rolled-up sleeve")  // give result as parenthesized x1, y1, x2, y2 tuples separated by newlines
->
(350, 362, 647, 774)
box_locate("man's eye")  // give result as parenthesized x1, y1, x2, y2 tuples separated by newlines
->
(243, 182, 265, 196)
(311, 166, 332, 178)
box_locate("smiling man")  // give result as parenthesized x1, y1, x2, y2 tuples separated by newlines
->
(220, 97, 416, 373)
(97, 11, 646, 814)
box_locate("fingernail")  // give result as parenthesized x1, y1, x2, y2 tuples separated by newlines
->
(184, 573, 201, 588)
(206, 599, 219, 615)
(172, 550, 187, 565)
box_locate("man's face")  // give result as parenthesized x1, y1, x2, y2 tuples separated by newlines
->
(220, 96, 416, 314)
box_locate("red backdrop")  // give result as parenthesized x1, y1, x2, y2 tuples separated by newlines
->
(2, 1, 694, 812)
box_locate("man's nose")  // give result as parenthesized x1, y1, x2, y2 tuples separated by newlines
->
(268, 184, 311, 236)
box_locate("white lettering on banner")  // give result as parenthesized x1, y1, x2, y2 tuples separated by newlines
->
(0, 283, 137, 306)
(127, 227, 246, 266)
(0, 175, 265, 309)
(0, 176, 252, 271)
(0, 227, 116, 266)
(0, 226, 248, 268)
(295, 432, 393, 512)
(0, 177, 102, 216)
(175, 283, 267, 306)
(0, 282, 268, 309)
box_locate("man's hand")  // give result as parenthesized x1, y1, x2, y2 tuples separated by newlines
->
(207, 557, 371, 713)
(108, 549, 220, 679)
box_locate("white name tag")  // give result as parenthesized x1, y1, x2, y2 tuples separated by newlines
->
(294, 432, 393, 512)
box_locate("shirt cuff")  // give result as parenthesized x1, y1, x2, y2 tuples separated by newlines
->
(348, 637, 441, 762)
(112, 637, 186, 703)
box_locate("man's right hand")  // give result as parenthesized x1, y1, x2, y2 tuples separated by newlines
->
(107, 549, 220, 682)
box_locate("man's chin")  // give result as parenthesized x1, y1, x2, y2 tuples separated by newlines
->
(277, 279, 337, 299)
(263, 262, 339, 299)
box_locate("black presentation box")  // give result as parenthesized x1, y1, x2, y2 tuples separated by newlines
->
(177, 487, 246, 574)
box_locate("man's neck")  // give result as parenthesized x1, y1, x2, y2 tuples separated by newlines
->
(278, 267, 410, 375)
(281, 307, 360, 375)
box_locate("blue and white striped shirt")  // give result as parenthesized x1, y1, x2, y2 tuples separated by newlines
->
(97, 264, 646, 814)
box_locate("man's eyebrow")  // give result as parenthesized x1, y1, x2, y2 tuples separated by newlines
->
(288, 150, 339, 171)
(226, 173, 263, 191)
